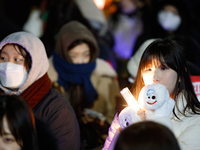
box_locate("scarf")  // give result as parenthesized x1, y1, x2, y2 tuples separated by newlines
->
(20, 73, 52, 109)
(53, 51, 98, 104)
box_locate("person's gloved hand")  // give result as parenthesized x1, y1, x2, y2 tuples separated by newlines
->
(118, 106, 141, 130)
(138, 83, 175, 120)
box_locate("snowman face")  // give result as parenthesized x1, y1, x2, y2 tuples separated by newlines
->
(138, 84, 167, 110)
(146, 89, 157, 105)
(119, 107, 141, 130)
(120, 114, 132, 129)
(144, 86, 165, 110)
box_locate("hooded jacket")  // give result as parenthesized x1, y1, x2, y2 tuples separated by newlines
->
(55, 20, 99, 62)
(0, 32, 80, 150)
(48, 21, 121, 125)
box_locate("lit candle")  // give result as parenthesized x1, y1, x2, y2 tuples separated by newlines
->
(120, 87, 140, 111)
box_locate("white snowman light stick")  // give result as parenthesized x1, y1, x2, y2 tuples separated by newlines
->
(120, 87, 140, 111)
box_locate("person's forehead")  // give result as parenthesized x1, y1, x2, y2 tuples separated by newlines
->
(144, 57, 163, 66)
(163, 4, 179, 15)
(1, 44, 23, 56)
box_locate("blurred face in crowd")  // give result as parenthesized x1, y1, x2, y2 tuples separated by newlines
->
(68, 43, 90, 64)
(0, 116, 21, 150)
(120, 0, 137, 14)
(163, 4, 179, 15)
(157, 4, 181, 32)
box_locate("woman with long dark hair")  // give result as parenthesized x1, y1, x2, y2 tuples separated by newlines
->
(0, 95, 60, 150)
(103, 38, 200, 150)
(0, 95, 38, 150)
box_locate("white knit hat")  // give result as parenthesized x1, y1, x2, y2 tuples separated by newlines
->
(127, 39, 157, 78)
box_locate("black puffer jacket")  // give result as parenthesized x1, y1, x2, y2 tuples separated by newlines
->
(33, 88, 81, 150)
(36, 117, 59, 150)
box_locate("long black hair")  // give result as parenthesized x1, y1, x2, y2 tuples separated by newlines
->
(0, 95, 38, 150)
(131, 38, 200, 117)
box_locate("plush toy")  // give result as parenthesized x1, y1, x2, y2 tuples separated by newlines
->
(138, 83, 175, 120)
(118, 84, 175, 130)
(118, 106, 141, 130)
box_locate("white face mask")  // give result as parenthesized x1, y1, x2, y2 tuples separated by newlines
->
(0, 62, 28, 89)
(158, 10, 181, 32)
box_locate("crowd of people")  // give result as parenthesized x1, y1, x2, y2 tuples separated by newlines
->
(0, 0, 200, 150)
